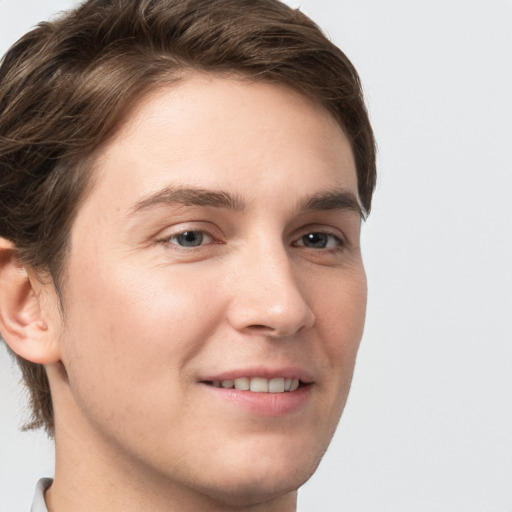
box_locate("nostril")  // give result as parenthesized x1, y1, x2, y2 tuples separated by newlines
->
(227, 291, 314, 337)
(246, 324, 284, 336)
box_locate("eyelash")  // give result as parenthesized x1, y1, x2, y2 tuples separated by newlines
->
(293, 232, 345, 250)
(158, 228, 345, 252)
(165, 230, 215, 248)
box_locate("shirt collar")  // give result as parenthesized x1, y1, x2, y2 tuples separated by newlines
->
(30, 478, 52, 512)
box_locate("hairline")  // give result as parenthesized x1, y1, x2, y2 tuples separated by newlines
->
(47, 67, 358, 310)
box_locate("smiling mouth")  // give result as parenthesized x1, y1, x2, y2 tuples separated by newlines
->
(203, 377, 304, 393)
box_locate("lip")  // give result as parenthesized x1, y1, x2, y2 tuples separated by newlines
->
(202, 384, 311, 417)
(199, 366, 314, 417)
(200, 366, 315, 383)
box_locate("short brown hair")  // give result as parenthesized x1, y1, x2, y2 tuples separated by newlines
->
(0, 0, 376, 436)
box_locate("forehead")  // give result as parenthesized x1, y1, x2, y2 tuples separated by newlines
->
(84, 74, 357, 216)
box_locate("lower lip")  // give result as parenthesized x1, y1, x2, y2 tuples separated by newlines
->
(202, 384, 311, 417)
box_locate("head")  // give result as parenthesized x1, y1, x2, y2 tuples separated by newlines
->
(0, 0, 375, 507)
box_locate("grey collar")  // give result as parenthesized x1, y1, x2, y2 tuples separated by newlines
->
(30, 478, 52, 512)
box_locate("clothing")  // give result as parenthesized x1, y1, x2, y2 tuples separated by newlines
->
(31, 479, 52, 512)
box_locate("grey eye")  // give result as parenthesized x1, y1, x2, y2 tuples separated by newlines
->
(171, 231, 206, 247)
(296, 232, 341, 249)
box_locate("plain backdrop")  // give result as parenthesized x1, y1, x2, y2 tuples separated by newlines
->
(1, 1, 511, 511)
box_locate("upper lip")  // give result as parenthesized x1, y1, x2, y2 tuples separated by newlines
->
(199, 366, 315, 384)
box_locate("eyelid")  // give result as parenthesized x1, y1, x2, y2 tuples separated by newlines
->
(170, 230, 213, 246)
(293, 232, 344, 249)
(155, 223, 222, 247)
(292, 224, 347, 244)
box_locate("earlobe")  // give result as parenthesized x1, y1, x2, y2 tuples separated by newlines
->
(0, 238, 61, 364)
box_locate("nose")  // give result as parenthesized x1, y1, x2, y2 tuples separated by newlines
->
(226, 245, 315, 338)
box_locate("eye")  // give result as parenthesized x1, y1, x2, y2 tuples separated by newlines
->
(295, 232, 343, 249)
(168, 230, 213, 248)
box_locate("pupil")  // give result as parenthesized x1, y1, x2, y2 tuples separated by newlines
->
(179, 231, 203, 247)
(304, 233, 327, 248)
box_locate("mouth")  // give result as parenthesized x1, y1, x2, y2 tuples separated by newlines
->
(203, 377, 304, 393)
(199, 368, 314, 416)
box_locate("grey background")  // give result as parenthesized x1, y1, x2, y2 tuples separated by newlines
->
(1, 0, 511, 511)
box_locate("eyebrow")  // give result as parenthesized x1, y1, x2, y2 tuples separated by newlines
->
(131, 186, 246, 214)
(130, 186, 364, 219)
(297, 190, 365, 219)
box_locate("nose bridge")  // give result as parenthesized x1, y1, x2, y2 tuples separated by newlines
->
(227, 237, 315, 337)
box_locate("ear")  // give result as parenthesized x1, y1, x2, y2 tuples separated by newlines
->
(0, 238, 61, 364)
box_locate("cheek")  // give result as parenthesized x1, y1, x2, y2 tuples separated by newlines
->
(312, 266, 367, 399)
(315, 264, 367, 348)
(59, 261, 225, 411)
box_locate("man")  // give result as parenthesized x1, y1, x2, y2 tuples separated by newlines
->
(0, 0, 376, 510)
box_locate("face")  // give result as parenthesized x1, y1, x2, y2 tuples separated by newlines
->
(50, 75, 367, 507)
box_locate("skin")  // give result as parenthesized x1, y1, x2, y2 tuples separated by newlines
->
(1, 75, 367, 511)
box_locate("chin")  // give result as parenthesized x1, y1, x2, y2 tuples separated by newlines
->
(193, 440, 324, 509)
(198, 471, 307, 510)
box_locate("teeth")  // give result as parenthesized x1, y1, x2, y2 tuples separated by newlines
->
(234, 377, 250, 391)
(268, 378, 285, 393)
(250, 377, 269, 392)
(214, 377, 302, 393)
(221, 379, 234, 389)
